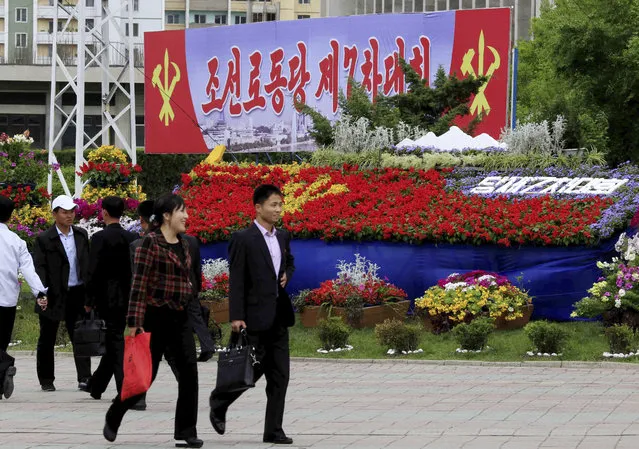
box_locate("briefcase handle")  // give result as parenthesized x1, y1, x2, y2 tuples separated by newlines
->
(227, 329, 259, 366)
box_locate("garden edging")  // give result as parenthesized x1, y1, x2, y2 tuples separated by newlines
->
(10, 350, 639, 369)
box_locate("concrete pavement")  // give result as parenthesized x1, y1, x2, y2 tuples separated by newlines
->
(1, 354, 639, 448)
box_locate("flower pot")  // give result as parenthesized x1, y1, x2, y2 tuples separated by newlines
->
(299, 300, 411, 328)
(421, 304, 534, 333)
(494, 304, 534, 330)
(200, 298, 229, 323)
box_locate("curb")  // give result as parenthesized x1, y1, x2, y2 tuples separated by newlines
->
(9, 350, 639, 369)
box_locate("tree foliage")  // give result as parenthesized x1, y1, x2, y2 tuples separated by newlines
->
(298, 61, 485, 147)
(517, 0, 639, 164)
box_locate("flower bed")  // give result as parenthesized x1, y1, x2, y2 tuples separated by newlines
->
(414, 271, 533, 333)
(180, 163, 615, 246)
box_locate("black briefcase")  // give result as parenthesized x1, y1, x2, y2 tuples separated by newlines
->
(215, 329, 258, 393)
(73, 312, 107, 357)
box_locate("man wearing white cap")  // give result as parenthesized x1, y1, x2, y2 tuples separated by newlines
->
(33, 195, 91, 392)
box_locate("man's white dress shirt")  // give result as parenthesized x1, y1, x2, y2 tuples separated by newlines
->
(0, 222, 46, 307)
(56, 225, 81, 287)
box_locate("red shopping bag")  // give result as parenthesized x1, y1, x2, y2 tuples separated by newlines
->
(121, 332, 152, 401)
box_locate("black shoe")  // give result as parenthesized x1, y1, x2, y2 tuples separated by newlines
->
(103, 420, 117, 442)
(175, 437, 203, 448)
(2, 366, 16, 399)
(41, 383, 56, 392)
(90, 390, 102, 400)
(131, 398, 147, 411)
(78, 379, 90, 391)
(198, 350, 214, 362)
(263, 435, 294, 445)
(209, 403, 226, 435)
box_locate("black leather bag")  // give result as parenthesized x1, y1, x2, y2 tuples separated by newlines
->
(215, 329, 259, 393)
(73, 311, 107, 357)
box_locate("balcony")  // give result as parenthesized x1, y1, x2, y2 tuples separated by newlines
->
(36, 31, 98, 44)
(0, 42, 144, 68)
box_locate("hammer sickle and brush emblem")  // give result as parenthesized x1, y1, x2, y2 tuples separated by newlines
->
(460, 30, 500, 117)
(152, 49, 181, 126)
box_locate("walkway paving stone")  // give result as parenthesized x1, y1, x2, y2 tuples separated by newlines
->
(1, 354, 639, 448)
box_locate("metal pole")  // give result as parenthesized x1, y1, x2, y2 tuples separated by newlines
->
(75, 2, 86, 196)
(511, 47, 518, 129)
(127, 0, 136, 164)
(47, 6, 60, 196)
(185, 0, 190, 28)
(227, 0, 232, 25)
(101, 0, 109, 145)
(247, 0, 252, 23)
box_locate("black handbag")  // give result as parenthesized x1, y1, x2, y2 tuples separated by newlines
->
(215, 329, 259, 393)
(73, 311, 107, 357)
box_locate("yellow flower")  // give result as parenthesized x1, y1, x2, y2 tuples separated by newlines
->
(87, 145, 129, 164)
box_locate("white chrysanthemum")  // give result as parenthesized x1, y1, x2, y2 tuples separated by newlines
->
(619, 289, 626, 297)
(444, 282, 468, 291)
(615, 299, 622, 308)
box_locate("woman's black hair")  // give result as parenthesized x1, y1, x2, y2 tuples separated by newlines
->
(149, 194, 185, 231)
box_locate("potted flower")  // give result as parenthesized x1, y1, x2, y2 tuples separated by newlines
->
(414, 270, 533, 333)
(295, 254, 409, 328)
(572, 232, 639, 329)
(0, 130, 34, 162)
(77, 145, 142, 188)
(200, 258, 230, 322)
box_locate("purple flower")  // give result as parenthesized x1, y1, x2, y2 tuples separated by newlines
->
(604, 292, 612, 297)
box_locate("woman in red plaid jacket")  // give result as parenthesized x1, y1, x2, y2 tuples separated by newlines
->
(103, 194, 203, 449)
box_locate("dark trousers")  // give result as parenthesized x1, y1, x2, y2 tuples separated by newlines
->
(90, 307, 126, 396)
(0, 305, 17, 353)
(187, 297, 215, 353)
(106, 306, 199, 440)
(36, 287, 91, 385)
(210, 325, 290, 440)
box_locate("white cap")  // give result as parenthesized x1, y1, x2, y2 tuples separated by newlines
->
(51, 195, 78, 211)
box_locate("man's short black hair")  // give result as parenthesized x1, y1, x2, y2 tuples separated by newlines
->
(0, 196, 15, 223)
(253, 184, 283, 205)
(102, 196, 125, 219)
(137, 200, 155, 222)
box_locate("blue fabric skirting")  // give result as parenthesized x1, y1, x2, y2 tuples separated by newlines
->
(200, 237, 619, 321)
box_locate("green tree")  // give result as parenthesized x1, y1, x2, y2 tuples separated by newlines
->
(517, 0, 639, 164)
(298, 61, 485, 147)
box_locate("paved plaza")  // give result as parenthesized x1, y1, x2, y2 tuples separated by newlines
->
(2, 354, 639, 448)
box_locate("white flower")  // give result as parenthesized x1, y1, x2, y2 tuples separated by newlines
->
(477, 275, 495, 283)
(445, 282, 468, 291)
(619, 289, 626, 297)
(633, 273, 639, 281)
(615, 299, 622, 308)
(336, 254, 381, 286)
(202, 258, 230, 282)
(507, 307, 514, 312)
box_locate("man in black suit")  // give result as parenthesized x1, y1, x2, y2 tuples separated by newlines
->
(83, 196, 138, 401)
(34, 195, 91, 391)
(209, 184, 295, 445)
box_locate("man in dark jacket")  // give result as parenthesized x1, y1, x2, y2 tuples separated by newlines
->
(83, 196, 138, 401)
(209, 184, 295, 445)
(34, 195, 91, 392)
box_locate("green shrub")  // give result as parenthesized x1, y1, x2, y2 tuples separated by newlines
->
(604, 324, 635, 354)
(524, 321, 569, 354)
(452, 317, 494, 351)
(317, 317, 351, 350)
(374, 318, 422, 352)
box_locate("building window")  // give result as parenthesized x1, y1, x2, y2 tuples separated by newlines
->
(298, 14, 311, 19)
(167, 14, 181, 24)
(125, 0, 139, 12)
(235, 15, 247, 24)
(214, 15, 227, 25)
(266, 12, 276, 21)
(86, 0, 95, 6)
(48, 21, 54, 33)
(194, 14, 206, 24)
(15, 8, 28, 23)
(85, 18, 94, 31)
(125, 23, 139, 37)
(299, 0, 311, 3)
(15, 33, 27, 48)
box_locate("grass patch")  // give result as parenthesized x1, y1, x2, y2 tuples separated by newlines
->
(8, 292, 621, 362)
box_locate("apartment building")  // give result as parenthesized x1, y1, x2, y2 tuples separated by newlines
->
(164, 0, 321, 30)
